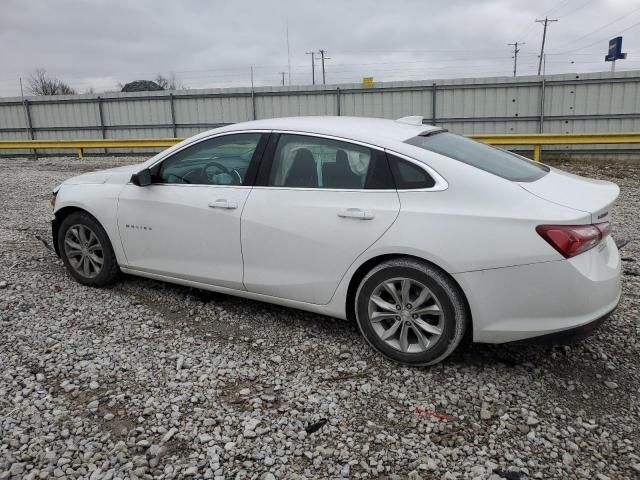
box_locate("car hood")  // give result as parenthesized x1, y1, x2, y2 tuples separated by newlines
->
(518, 167, 619, 223)
(61, 163, 146, 186)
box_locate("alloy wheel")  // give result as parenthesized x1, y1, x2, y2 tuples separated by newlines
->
(367, 277, 444, 354)
(63, 224, 104, 279)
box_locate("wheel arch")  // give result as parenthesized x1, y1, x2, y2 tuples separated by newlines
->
(345, 253, 473, 337)
(52, 206, 105, 257)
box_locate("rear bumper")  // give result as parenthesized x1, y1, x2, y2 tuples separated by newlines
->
(454, 236, 621, 344)
(505, 306, 615, 346)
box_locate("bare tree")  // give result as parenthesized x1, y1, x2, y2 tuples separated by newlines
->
(27, 69, 76, 95)
(154, 72, 186, 90)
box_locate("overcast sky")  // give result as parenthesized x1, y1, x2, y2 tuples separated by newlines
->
(0, 0, 639, 96)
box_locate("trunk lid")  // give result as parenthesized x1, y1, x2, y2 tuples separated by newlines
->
(519, 167, 619, 223)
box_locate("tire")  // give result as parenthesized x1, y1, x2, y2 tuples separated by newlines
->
(355, 258, 468, 366)
(57, 211, 119, 287)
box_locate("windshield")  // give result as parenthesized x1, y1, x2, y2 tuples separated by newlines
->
(405, 132, 549, 182)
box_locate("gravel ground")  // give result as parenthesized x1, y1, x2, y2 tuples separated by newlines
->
(0, 156, 639, 480)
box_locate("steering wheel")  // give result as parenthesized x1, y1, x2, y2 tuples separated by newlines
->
(204, 161, 232, 176)
(204, 161, 242, 185)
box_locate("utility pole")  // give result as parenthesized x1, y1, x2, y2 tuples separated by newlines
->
(535, 17, 557, 75)
(306, 51, 316, 85)
(508, 41, 524, 77)
(318, 49, 329, 85)
(285, 20, 291, 85)
(280, 72, 286, 86)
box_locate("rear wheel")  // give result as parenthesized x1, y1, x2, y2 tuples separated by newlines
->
(58, 212, 119, 287)
(355, 258, 468, 366)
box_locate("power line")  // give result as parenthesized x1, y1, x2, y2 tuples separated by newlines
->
(555, 17, 640, 54)
(542, 0, 572, 17)
(514, 0, 569, 42)
(556, 5, 640, 51)
(536, 17, 558, 75)
(556, 0, 596, 18)
(285, 19, 291, 85)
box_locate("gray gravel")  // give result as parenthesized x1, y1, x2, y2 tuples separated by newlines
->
(0, 155, 639, 480)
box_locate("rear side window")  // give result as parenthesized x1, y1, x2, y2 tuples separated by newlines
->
(405, 132, 549, 182)
(264, 134, 394, 190)
(387, 154, 435, 189)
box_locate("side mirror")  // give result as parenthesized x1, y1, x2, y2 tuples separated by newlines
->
(131, 168, 152, 187)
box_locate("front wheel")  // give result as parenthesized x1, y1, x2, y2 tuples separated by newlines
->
(355, 258, 468, 366)
(58, 211, 119, 287)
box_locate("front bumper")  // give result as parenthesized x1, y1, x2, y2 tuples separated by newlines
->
(51, 216, 61, 257)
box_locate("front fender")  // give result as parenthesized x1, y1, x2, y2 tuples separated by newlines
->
(53, 183, 128, 266)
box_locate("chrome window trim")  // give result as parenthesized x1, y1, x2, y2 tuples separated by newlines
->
(128, 183, 253, 190)
(270, 129, 387, 152)
(142, 128, 449, 192)
(250, 186, 398, 193)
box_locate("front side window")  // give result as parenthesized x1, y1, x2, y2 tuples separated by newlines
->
(155, 133, 262, 185)
(267, 134, 389, 189)
(405, 131, 549, 182)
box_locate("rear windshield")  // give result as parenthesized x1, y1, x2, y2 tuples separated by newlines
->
(405, 132, 549, 182)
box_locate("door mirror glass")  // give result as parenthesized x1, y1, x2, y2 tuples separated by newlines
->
(131, 168, 152, 187)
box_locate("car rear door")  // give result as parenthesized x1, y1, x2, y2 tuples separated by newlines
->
(241, 132, 401, 304)
(117, 132, 268, 289)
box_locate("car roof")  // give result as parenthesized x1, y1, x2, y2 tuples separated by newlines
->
(215, 116, 440, 147)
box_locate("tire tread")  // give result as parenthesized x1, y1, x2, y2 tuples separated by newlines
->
(355, 258, 468, 366)
(58, 211, 119, 287)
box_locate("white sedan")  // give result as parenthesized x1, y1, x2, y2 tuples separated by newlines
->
(50, 116, 621, 365)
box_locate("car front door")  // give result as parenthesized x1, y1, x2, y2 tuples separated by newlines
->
(117, 132, 268, 289)
(241, 133, 401, 304)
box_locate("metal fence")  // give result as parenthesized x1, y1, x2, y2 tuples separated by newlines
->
(1, 70, 640, 155)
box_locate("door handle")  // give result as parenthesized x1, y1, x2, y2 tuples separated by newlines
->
(338, 208, 374, 220)
(208, 199, 238, 209)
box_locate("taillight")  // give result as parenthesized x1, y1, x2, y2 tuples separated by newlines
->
(50, 192, 57, 209)
(536, 222, 610, 259)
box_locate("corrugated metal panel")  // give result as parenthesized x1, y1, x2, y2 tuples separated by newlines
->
(1, 71, 640, 155)
(175, 96, 251, 124)
(0, 104, 28, 130)
(256, 92, 337, 118)
(177, 126, 210, 137)
(103, 98, 170, 126)
(29, 101, 98, 128)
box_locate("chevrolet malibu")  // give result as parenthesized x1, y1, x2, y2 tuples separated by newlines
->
(50, 116, 621, 365)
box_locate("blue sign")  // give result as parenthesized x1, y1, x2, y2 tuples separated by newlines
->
(605, 36, 627, 61)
